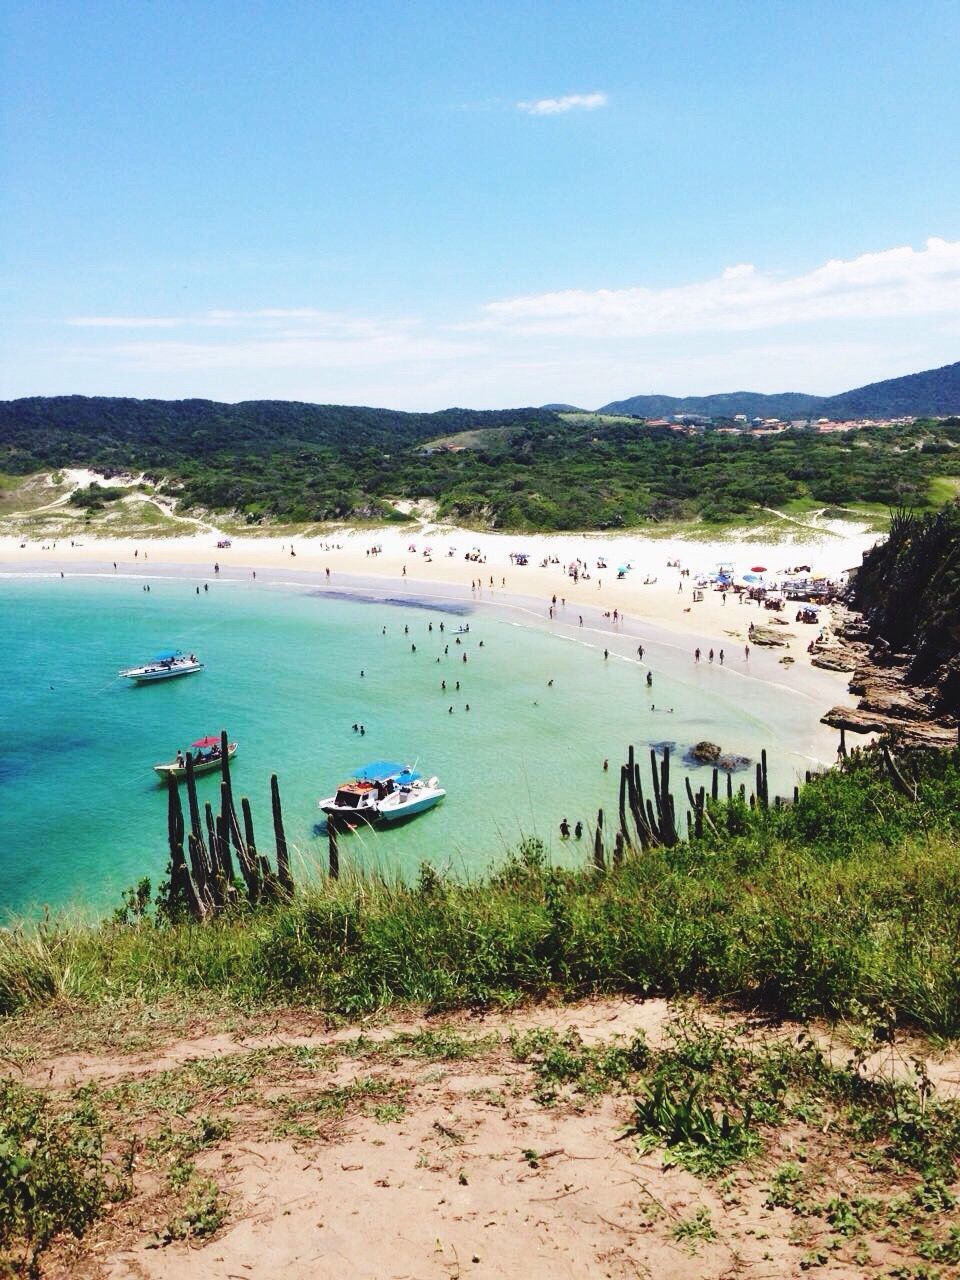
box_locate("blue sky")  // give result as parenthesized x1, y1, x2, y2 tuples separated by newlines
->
(3, 0, 960, 408)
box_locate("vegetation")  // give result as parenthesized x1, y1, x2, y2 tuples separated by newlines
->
(4, 395, 960, 529)
(602, 356, 960, 419)
(852, 501, 960, 710)
(4, 747, 960, 1037)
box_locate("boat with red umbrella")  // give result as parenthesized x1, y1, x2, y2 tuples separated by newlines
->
(153, 735, 238, 779)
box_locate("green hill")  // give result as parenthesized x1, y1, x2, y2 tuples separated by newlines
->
(600, 358, 960, 420)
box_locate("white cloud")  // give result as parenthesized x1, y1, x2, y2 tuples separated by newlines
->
(69, 316, 184, 328)
(67, 311, 483, 373)
(480, 237, 960, 337)
(49, 238, 960, 409)
(516, 91, 607, 116)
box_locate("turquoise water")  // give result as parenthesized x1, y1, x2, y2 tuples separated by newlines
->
(0, 570, 843, 917)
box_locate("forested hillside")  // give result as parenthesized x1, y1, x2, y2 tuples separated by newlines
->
(600, 357, 960, 420)
(3, 396, 960, 529)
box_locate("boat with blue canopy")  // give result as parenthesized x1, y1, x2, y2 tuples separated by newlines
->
(120, 649, 204, 683)
(319, 760, 445, 823)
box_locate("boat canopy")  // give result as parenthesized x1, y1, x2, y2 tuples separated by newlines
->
(352, 760, 421, 784)
(191, 736, 221, 749)
(152, 649, 184, 662)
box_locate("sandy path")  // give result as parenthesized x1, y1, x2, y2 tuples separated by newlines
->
(19, 996, 956, 1280)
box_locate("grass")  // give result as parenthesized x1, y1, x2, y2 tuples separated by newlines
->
(7, 1006, 960, 1274)
(6, 749, 960, 1036)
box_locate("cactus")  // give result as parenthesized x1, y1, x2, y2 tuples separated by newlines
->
(166, 776, 202, 920)
(593, 807, 605, 871)
(328, 813, 340, 880)
(271, 774, 293, 892)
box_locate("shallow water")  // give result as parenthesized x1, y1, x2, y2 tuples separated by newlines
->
(0, 571, 844, 916)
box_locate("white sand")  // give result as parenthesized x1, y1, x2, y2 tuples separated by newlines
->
(0, 516, 879, 668)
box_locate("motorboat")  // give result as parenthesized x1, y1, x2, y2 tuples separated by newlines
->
(154, 737, 237, 779)
(121, 649, 204, 683)
(318, 760, 444, 824)
(377, 775, 445, 822)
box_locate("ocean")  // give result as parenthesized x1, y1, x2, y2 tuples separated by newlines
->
(0, 569, 844, 917)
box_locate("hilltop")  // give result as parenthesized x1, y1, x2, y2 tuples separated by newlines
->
(600, 357, 960, 420)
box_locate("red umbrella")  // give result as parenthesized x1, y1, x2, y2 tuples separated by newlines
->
(191, 736, 221, 749)
(751, 565, 767, 572)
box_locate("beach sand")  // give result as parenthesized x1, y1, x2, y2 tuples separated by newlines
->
(0, 516, 878, 680)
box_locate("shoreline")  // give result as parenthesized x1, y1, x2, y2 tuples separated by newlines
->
(1, 540, 862, 756)
(0, 517, 877, 672)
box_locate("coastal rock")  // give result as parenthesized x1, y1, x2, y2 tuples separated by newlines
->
(689, 741, 722, 763)
(811, 652, 858, 672)
(821, 705, 957, 748)
(717, 753, 751, 772)
(748, 623, 794, 647)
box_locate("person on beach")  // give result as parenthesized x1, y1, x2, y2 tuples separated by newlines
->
(455, 680, 460, 690)
(719, 650, 724, 665)
(646, 671, 653, 687)
(326, 567, 330, 578)
(360, 670, 365, 678)
(709, 648, 714, 662)
(463, 653, 467, 663)
(441, 680, 446, 690)
(448, 706, 454, 714)
(214, 562, 219, 573)
(695, 647, 700, 662)
(745, 644, 750, 660)
(579, 615, 583, 627)
(637, 645, 644, 659)
(559, 818, 571, 838)
(604, 649, 609, 660)
(440, 622, 444, 632)
(603, 758, 609, 771)
(360, 725, 365, 735)
(547, 679, 553, 687)
(574, 821, 583, 839)
(411, 643, 416, 652)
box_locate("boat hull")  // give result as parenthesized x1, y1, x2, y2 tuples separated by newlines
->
(154, 743, 237, 778)
(124, 662, 204, 683)
(377, 790, 445, 822)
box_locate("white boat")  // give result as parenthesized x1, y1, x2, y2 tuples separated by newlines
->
(319, 760, 445, 824)
(377, 776, 445, 822)
(120, 649, 204, 683)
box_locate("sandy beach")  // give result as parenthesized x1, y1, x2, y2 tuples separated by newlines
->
(0, 511, 879, 679)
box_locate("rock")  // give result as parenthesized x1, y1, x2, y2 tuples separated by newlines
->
(811, 653, 858, 672)
(821, 706, 958, 748)
(689, 740, 722, 763)
(780, 656, 795, 664)
(748, 623, 794, 647)
(717, 753, 751, 772)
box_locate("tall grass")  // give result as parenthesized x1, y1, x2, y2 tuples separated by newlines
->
(5, 749, 960, 1034)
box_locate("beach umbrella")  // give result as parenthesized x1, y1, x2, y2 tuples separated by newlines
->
(751, 565, 767, 572)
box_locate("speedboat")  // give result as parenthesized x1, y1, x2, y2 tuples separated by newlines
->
(153, 736, 237, 779)
(377, 775, 445, 822)
(319, 760, 444, 824)
(121, 649, 204, 683)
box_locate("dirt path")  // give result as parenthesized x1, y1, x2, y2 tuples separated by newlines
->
(10, 996, 959, 1279)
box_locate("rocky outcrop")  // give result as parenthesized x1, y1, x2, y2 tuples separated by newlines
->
(748, 623, 794, 647)
(819, 607, 958, 748)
